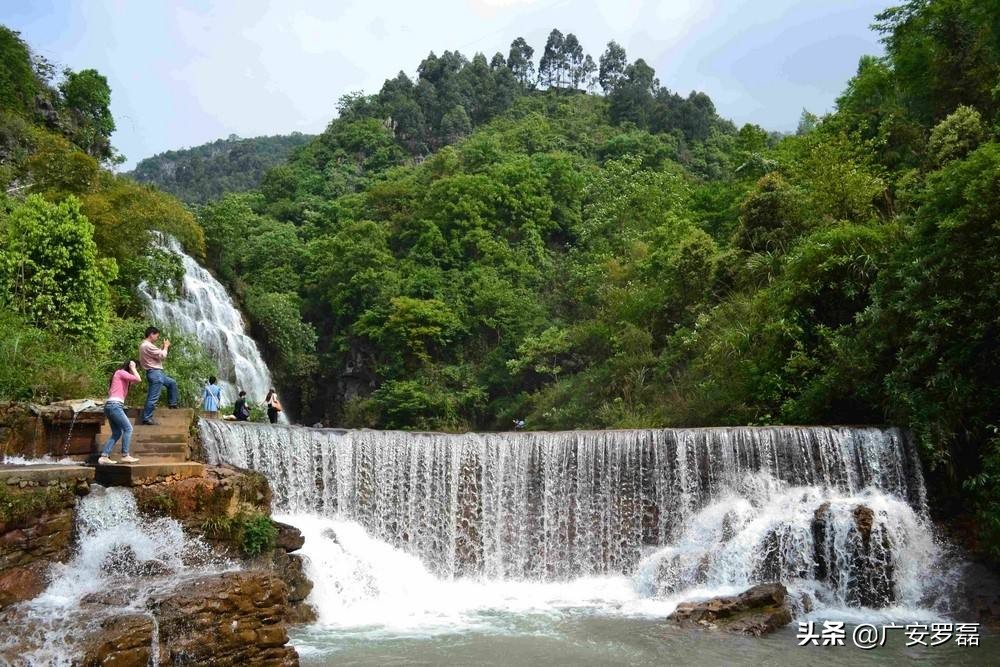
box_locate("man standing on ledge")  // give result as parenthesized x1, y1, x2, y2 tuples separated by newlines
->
(139, 326, 178, 425)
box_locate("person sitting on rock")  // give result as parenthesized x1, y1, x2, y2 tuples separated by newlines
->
(233, 390, 251, 421)
(98, 360, 142, 465)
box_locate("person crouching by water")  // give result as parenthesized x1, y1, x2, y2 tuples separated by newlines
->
(202, 376, 222, 419)
(139, 326, 178, 425)
(98, 360, 142, 465)
(233, 390, 251, 421)
(263, 388, 281, 424)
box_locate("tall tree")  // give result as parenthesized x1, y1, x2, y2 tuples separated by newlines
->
(538, 29, 566, 88)
(580, 54, 598, 92)
(599, 41, 628, 93)
(0, 195, 115, 346)
(506, 37, 535, 87)
(608, 58, 659, 127)
(58, 68, 116, 161)
(562, 33, 585, 88)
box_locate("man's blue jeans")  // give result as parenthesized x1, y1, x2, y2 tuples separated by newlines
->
(101, 401, 132, 456)
(142, 368, 178, 423)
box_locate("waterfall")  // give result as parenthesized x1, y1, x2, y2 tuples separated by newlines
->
(138, 235, 282, 415)
(0, 487, 230, 664)
(200, 422, 948, 613)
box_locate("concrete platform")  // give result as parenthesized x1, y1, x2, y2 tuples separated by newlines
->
(0, 464, 96, 484)
(93, 461, 204, 487)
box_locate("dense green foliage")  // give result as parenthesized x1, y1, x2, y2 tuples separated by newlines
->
(129, 133, 314, 204)
(195, 7, 1000, 555)
(0, 27, 214, 407)
(3, 6, 999, 555)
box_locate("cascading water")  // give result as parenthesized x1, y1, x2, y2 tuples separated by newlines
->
(138, 235, 283, 417)
(0, 487, 231, 665)
(197, 422, 985, 662)
(200, 423, 951, 614)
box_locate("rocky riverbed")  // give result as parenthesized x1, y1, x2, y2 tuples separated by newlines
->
(0, 464, 312, 664)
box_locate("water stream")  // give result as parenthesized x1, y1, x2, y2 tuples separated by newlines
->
(138, 235, 282, 416)
(200, 421, 978, 664)
(0, 487, 231, 665)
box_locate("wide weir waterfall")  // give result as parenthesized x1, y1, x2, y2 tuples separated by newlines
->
(200, 422, 952, 623)
(139, 236, 280, 411)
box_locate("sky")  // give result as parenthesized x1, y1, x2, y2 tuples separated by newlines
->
(3, 0, 888, 169)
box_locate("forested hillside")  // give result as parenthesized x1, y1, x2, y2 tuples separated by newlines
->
(129, 133, 314, 204)
(200, 6, 1000, 555)
(0, 26, 214, 406)
(2, 1, 998, 557)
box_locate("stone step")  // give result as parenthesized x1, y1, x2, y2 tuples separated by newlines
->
(0, 464, 95, 485)
(94, 461, 204, 487)
(129, 441, 188, 453)
(104, 455, 189, 464)
(98, 427, 189, 443)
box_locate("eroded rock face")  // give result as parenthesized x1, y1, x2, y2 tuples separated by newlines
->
(46, 572, 301, 665)
(274, 521, 305, 553)
(149, 571, 298, 666)
(78, 612, 155, 666)
(130, 466, 316, 624)
(812, 502, 894, 608)
(667, 583, 793, 636)
(0, 502, 75, 609)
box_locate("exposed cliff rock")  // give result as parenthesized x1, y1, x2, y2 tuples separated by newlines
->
(813, 502, 895, 607)
(130, 465, 315, 622)
(149, 571, 299, 665)
(0, 480, 82, 609)
(72, 571, 299, 665)
(667, 583, 793, 636)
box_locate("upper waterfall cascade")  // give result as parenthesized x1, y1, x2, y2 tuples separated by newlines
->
(138, 235, 283, 417)
(200, 421, 948, 613)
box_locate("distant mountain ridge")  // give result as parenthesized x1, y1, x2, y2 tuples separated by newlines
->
(128, 133, 314, 204)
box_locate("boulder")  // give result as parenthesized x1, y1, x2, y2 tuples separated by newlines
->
(100, 544, 173, 578)
(813, 502, 894, 608)
(274, 522, 305, 552)
(0, 562, 48, 609)
(148, 570, 298, 665)
(0, 505, 74, 609)
(78, 612, 155, 666)
(667, 583, 793, 636)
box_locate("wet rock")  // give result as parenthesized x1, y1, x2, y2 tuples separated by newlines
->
(853, 504, 875, 543)
(812, 502, 894, 608)
(82, 587, 140, 607)
(78, 612, 154, 666)
(0, 505, 74, 609)
(811, 502, 831, 581)
(0, 562, 48, 609)
(950, 562, 1000, 629)
(148, 570, 298, 665)
(274, 521, 305, 552)
(667, 583, 793, 637)
(100, 544, 174, 578)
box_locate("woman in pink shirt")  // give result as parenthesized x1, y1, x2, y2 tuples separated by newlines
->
(98, 360, 142, 465)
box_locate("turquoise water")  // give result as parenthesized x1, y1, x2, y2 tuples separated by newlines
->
(292, 613, 990, 666)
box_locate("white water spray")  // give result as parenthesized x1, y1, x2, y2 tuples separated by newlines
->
(201, 422, 951, 621)
(138, 235, 283, 416)
(0, 487, 231, 665)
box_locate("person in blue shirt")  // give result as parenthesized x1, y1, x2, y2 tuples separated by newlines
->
(202, 376, 223, 418)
